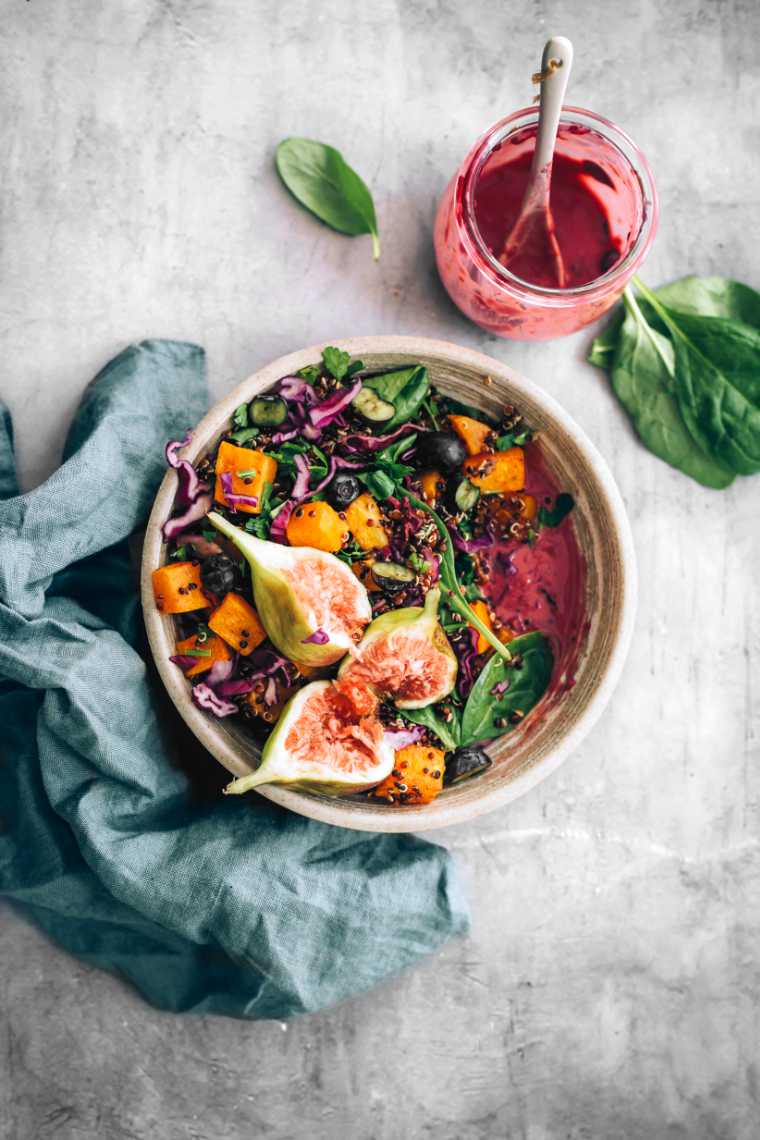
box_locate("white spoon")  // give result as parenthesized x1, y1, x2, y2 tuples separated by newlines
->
(499, 36, 574, 287)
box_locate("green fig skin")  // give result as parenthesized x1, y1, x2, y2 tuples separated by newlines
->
(207, 512, 371, 667)
(339, 588, 458, 710)
(223, 681, 394, 796)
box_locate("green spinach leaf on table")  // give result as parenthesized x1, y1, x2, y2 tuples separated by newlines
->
(460, 631, 554, 747)
(275, 138, 380, 260)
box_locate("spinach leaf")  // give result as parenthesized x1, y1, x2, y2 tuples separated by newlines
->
(275, 138, 380, 260)
(376, 432, 417, 464)
(635, 279, 760, 475)
(229, 426, 260, 446)
(537, 493, 575, 528)
(359, 469, 396, 500)
(460, 631, 553, 746)
(401, 705, 461, 752)
(363, 366, 429, 431)
(588, 283, 736, 488)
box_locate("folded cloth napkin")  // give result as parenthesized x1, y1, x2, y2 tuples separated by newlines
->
(0, 340, 468, 1019)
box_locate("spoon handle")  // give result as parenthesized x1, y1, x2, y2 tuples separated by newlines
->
(531, 36, 574, 174)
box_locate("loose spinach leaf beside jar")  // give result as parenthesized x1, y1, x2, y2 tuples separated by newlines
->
(589, 274, 760, 488)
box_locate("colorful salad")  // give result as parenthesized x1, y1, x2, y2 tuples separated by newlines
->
(151, 347, 586, 807)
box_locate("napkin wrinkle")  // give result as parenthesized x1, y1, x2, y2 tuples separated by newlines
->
(0, 338, 469, 1019)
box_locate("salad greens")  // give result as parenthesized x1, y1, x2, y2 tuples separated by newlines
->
(362, 366, 430, 432)
(589, 274, 760, 487)
(459, 631, 554, 746)
(275, 138, 380, 260)
(402, 704, 462, 751)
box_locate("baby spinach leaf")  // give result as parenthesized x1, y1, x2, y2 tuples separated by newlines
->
(363, 366, 429, 431)
(376, 433, 417, 464)
(275, 138, 380, 260)
(538, 493, 575, 528)
(635, 279, 760, 475)
(589, 284, 736, 489)
(359, 469, 396, 501)
(460, 631, 553, 746)
(401, 705, 461, 752)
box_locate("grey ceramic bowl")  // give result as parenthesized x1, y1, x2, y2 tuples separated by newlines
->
(141, 336, 636, 833)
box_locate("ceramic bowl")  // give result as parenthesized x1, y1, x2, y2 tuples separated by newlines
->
(141, 336, 636, 833)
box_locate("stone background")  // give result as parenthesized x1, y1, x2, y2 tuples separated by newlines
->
(1, 1, 758, 1137)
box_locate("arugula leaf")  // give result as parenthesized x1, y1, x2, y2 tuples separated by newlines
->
(401, 705, 461, 751)
(405, 492, 511, 663)
(322, 346, 352, 380)
(275, 138, 380, 260)
(362, 366, 429, 431)
(460, 631, 553, 746)
(494, 428, 532, 450)
(232, 403, 249, 429)
(537, 493, 575, 528)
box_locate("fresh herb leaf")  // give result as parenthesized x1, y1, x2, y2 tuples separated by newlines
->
(243, 481, 275, 539)
(322, 346, 352, 380)
(170, 545, 188, 561)
(296, 364, 321, 384)
(401, 705, 461, 751)
(275, 138, 380, 260)
(345, 359, 365, 378)
(335, 539, 369, 564)
(537, 493, 575, 528)
(408, 550, 430, 574)
(460, 631, 553, 746)
(232, 403, 249, 429)
(495, 428, 532, 450)
(362, 366, 429, 432)
(359, 469, 397, 501)
(229, 427, 260, 445)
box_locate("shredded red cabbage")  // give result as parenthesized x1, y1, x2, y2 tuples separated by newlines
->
(449, 529, 493, 553)
(277, 376, 317, 404)
(207, 653, 236, 687)
(162, 491, 214, 540)
(264, 677, 278, 706)
(169, 654, 199, 673)
(174, 532, 223, 557)
(165, 432, 209, 507)
(192, 683, 238, 718)
(308, 379, 362, 432)
(301, 628, 329, 645)
(490, 678, 510, 696)
(291, 453, 311, 499)
(454, 627, 481, 699)
(270, 500, 295, 543)
(383, 726, 426, 750)
(339, 424, 422, 453)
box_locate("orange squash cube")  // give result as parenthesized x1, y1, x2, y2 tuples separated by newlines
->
(175, 632, 231, 677)
(286, 499, 350, 552)
(152, 561, 209, 614)
(463, 447, 525, 494)
(208, 591, 267, 655)
(345, 492, 389, 551)
(448, 414, 494, 456)
(372, 745, 446, 805)
(214, 440, 277, 515)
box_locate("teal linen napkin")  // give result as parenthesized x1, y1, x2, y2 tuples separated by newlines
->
(0, 340, 468, 1018)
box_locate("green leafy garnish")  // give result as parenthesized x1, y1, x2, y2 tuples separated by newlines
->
(401, 704, 462, 751)
(322, 346, 351, 380)
(408, 550, 430, 574)
(229, 427, 260, 445)
(495, 428, 532, 450)
(362, 366, 429, 431)
(232, 403, 249, 429)
(243, 481, 275, 539)
(275, 138, 380, 260)
(296, 364, 321, 384)
(170, 545, 188, 561)
(459, 631, 553, 746)
(359, 469, 397, 501)
(537, 493, 575, 528)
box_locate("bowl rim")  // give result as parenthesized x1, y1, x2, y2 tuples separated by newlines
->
(141, 335, 637, 833)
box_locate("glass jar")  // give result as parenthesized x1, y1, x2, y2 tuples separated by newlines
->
(434, 106, 658, 340)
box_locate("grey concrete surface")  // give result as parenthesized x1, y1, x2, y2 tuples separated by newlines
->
(1, 1, 759, 1137)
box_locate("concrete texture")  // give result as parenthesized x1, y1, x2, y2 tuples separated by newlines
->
(1, 1, 759, 1137)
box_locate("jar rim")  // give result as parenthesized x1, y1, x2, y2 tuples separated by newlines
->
(460, 105, 659, 300)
